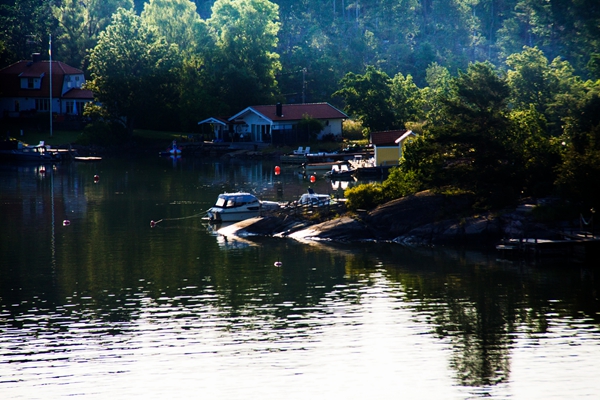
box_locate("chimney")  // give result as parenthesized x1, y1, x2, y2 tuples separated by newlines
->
(276, 102, 283, 117)
(31, 53, 41, 63)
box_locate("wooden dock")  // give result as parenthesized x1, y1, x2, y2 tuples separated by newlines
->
(496, 233, 600, 263)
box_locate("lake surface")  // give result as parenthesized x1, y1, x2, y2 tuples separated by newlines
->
(1, 155, 600, 399)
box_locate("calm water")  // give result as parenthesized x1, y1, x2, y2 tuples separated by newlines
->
(1, 155, 600, 399)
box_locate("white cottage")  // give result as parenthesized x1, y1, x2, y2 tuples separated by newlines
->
(199, 102, 348, 145)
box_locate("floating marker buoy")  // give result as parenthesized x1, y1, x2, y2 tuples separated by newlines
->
(310, 174, 316, 183)
(274, 165, 281, 175)
(150, 220, 156, 228)
(39, 166, 46, 174)
(93, 174, 100, 183)
(274, 261, 282, 267)
(63, 220, 71, 226)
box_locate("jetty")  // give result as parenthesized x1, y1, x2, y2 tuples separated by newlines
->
(496, 232, 600, 263)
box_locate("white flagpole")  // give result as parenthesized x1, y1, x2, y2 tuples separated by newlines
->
(49, 33, 53, 137)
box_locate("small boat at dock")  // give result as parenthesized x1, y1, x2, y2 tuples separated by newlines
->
(207, 192, 280, 223)
(325, 163, 355, 180)
(0, 139, 61, 163)
(296, 188, 335, 206)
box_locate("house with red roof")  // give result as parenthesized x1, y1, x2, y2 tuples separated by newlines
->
(370, 129, 416, 166)
(0, 53, 93, 120)
(199, 102, 348, 145)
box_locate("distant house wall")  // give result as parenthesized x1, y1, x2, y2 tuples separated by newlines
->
(236, 113, 271, 142)
(375, 146, 400, 166)
(318, 119, 343, 140)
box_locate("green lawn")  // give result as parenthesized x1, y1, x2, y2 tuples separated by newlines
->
(2, 121, 183, 147)
(3, 121, 350, 153)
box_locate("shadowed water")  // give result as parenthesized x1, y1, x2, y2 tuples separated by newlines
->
(1, 156, 599, 399)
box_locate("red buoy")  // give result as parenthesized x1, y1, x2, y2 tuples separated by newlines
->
(93, 174, 100, 183)
(274, 165, 281, 175)
(150, 220, 156, 228)
(310, 174, 316, 183)
(63, 220, 70, 226)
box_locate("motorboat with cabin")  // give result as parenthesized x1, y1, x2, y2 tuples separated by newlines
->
(0, 139, 60, 162)
(207, 192, 280, 222)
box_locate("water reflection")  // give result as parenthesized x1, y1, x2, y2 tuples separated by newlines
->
(1, 157, 600, 399)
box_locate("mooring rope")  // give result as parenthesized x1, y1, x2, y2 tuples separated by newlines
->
(151, 209, 210, 227)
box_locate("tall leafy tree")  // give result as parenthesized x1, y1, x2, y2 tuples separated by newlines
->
(556, 83, 600, 208)
(402, 62, 522, 206)
(141, 0, 208, 55)
(333, 66, 396, 132)
(205, 0, 281, 111)
(506, 46, 555, 113)
(390, 72, 424, 126)
(52, 0, 134, 70)
(0, 0, 54, 66)
(422, 62, 454, 125)
(507, 46, 586, 136)
(86, 8, 181, 135)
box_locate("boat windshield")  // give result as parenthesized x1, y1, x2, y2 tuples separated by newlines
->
(214, 194, 259, 208)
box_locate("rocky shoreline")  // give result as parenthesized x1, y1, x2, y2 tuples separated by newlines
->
(218, 190, 574, 249)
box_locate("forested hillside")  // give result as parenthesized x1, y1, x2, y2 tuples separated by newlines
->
(2, 0, 599, 104)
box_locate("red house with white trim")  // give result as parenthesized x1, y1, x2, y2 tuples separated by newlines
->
(0, 53, 93, 120)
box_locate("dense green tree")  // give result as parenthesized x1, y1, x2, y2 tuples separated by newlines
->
(400, 62, 524, 206)
(141, 0, 208, 55)
(52, 0, 133, 70)
(508, 106, 560, 196)
(333, 66, 396, 132)
(421, 62, 454, 125)
(205, 0, 281, 112)
(86, 8, 181, 135)
(506, 46, 587, 136)
(0, 0, 54, 66)
(556, 84, 600, 208)
(390, 72, 424, 126)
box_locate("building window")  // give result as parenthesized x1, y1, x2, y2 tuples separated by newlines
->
(66, 101, 80, 115)
(35, 98, 49, 112)
(21, 77, 41, 89)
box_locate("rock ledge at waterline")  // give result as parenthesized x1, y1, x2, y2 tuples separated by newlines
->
(221, 191, 564, 246)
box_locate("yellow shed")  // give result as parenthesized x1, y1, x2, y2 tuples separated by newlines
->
(370, 130, 415, 166)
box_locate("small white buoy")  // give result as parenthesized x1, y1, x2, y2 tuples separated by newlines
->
(274, 261, 282, 267)
(63, 220, 71, 226)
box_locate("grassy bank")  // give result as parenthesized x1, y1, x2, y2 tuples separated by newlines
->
(2, 121, 182, 147)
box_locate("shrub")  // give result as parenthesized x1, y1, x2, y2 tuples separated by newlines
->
(344, 183, 383, 211)
(381, 168, 422, 200)
(343, 119, 366, 140)
(79, 121, 128, 146)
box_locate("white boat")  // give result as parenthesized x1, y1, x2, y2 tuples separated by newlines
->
(0, 140, 60, 162)
(207, 192, 280, 222)
(325, 163, 355, 180)
(296, 188, 334, 206)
